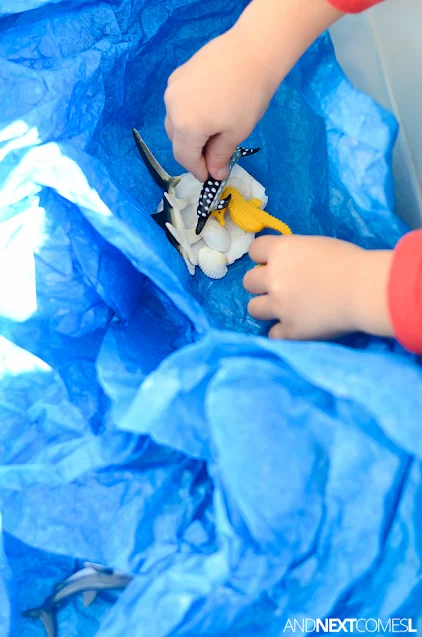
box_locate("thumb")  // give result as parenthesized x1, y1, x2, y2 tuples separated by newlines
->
(205, 133, 238, 181)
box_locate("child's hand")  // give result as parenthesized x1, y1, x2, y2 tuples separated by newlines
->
(164, 0, 342, 182)
(244, 235, 394, 341)
(164, 28, 276, 182)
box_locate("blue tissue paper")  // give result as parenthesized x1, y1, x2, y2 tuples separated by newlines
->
(1, 0, 421, 635)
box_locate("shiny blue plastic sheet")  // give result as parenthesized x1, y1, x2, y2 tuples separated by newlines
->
(1, 0, 421, 635)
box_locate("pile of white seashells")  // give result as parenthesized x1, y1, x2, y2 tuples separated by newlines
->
(159, 165, 268, 279)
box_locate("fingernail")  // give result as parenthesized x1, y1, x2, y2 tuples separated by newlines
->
(215, 168, 228, 180)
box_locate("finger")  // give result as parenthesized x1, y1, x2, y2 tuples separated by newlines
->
(167, 65, 183, 85)
(268, 322, 290, 340)
(249, 235, 280, 265)
(247, 294, 275, 321)
(165, 116, 174, 141)
(172, 132, 208, 182)
(269, 322, 320, 341)
(205, 133, 239, 181)
(243, 265, 268, 295)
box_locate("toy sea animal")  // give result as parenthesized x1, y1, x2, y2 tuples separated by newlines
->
(212, 207, 227, 226)
(222, 186, 292, 235)
(196, 146, 260, 235)
(132, 129, 195, 274)
(22, 562, 133, 637)
(132, 133, 270, 278)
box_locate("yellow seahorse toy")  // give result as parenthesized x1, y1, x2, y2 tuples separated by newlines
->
(212, 186, 292, 235)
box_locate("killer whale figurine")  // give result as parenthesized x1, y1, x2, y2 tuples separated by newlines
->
(195, 145, 260, 235)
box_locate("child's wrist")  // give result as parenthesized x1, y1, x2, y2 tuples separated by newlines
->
(225, 24, 281, 93)
(351, 250, 395, 337)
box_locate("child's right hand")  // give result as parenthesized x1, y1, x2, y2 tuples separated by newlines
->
(164, 28, 277, 182)
(164, 0, 342, 182)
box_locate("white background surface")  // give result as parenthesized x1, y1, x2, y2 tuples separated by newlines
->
(330, 0, 422, 229)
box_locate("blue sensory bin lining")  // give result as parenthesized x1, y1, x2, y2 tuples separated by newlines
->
(1, 0, 421, 635)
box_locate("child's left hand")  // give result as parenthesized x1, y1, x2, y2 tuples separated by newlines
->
(243, 235, 394, 341)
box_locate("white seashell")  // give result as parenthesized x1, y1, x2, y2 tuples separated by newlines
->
(174, 172, 202, 200)
(191, 238, 207, 261)
(197, 247, 228, 279)
(227, 165, 268, 209)
(156, 166, 265, 274)
(200, 218, 231, 252)
(223, 216, 255, 265)
(174, 174, 202, 227)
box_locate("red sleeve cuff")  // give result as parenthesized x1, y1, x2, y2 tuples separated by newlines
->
(328, 0, 383, 13)
(388, 230, 422, 354)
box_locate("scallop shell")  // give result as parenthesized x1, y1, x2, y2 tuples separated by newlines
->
(223, 216, 255, 265)
(200, 218, 231, 252)
(197, 247, 228, 279)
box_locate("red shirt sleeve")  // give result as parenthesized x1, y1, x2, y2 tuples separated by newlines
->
(388, 230, 422, 354)
(328, 0, 383, 13)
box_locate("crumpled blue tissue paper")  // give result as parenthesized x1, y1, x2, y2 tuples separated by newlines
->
(1, 0, 421, 635)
